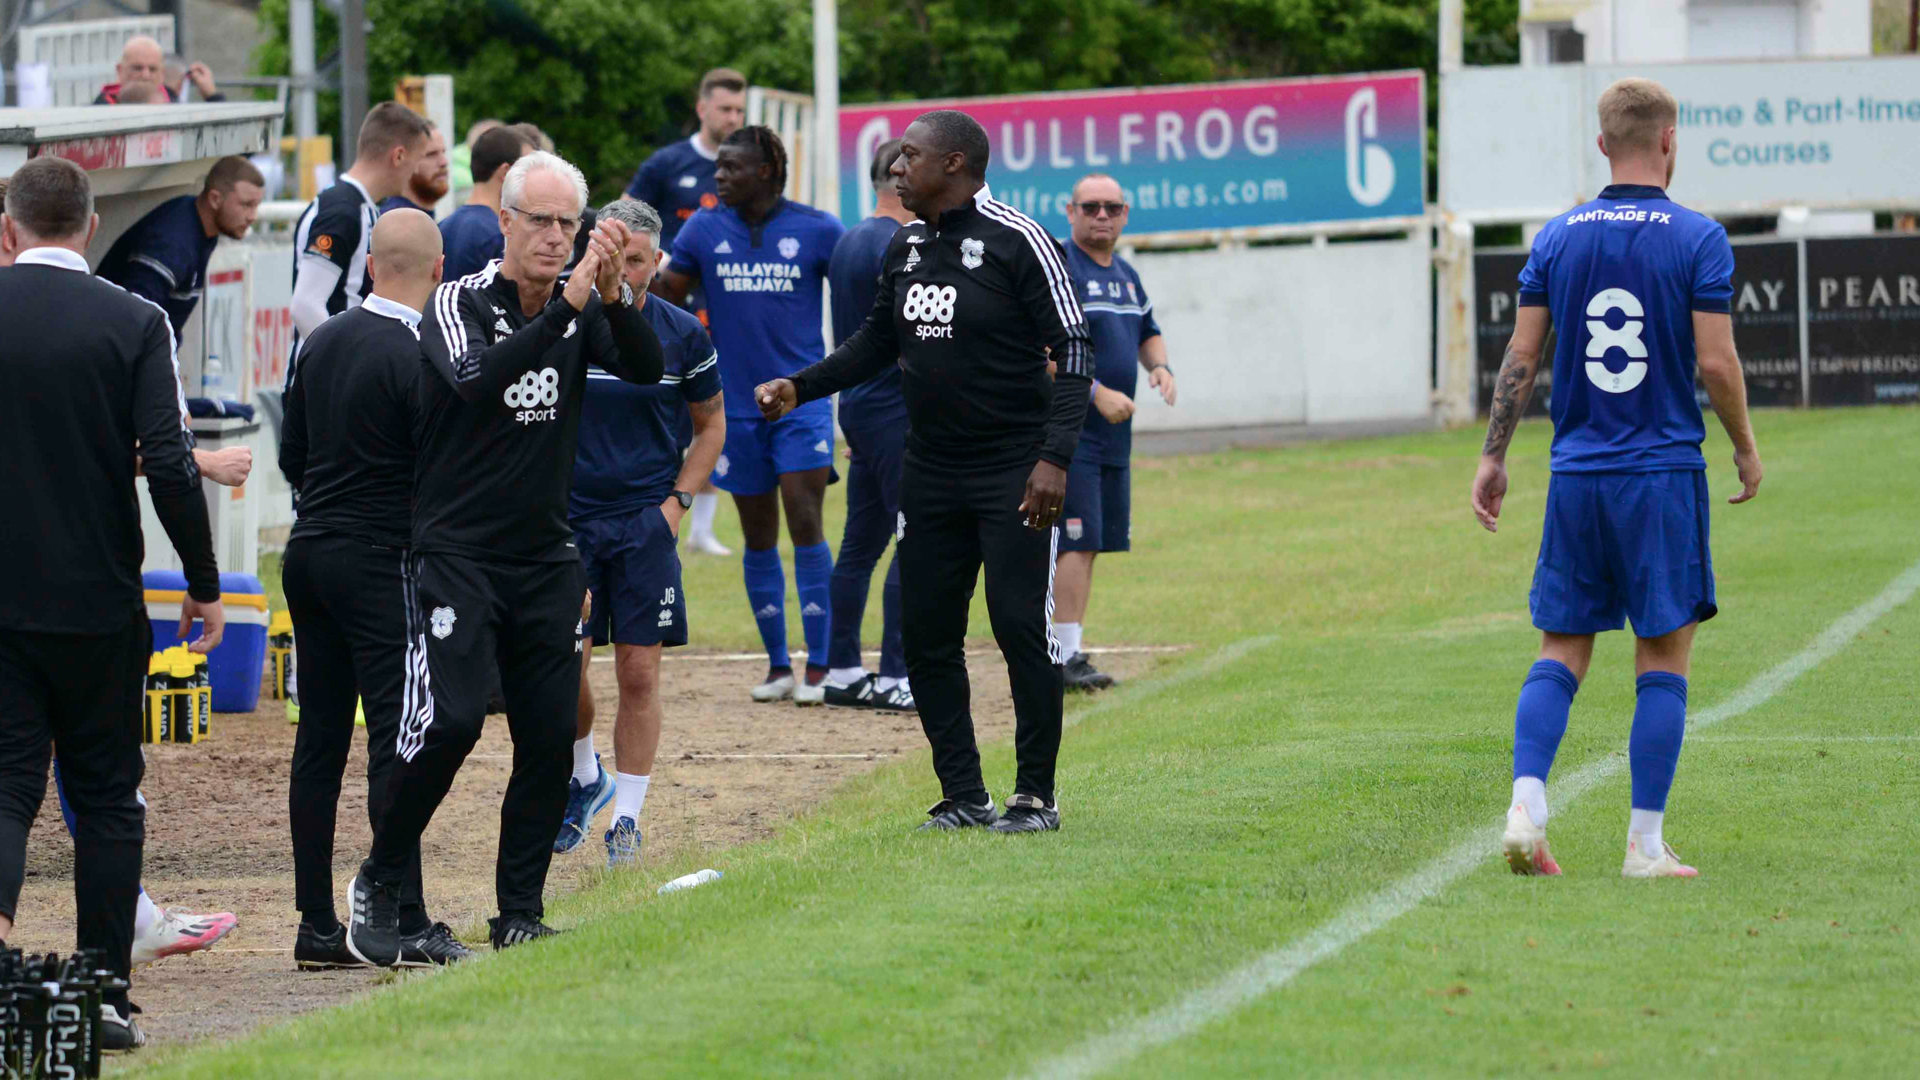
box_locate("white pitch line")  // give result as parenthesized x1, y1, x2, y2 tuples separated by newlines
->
(1064, 635, 1281, 731)
(1019, 557, 1920, 1080)
(605, 645, 1190, 664)
(1687, 734, 1920, 744)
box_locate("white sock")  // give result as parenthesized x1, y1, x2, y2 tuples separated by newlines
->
(828, 666, 866, 687)
(571, 735, 598, 785)
(690, 492, 720, 535)
(1511, 776, 1548, 826)
(134, 889, 161, 939)
(875, 675, 903, 694)
(1055, 622, 1083, 658)
(1628, 809, 1664, 854)
(614, 773, 650, 825)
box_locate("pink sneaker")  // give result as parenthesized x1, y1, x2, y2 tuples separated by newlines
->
(1502, 804, 1561, 876)
(132, 907, 238, 965)
(1622, 838, 1699, 878)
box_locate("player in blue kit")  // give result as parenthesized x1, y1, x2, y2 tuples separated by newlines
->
(1472, 78, 1762, 880)
(654, 126, 846, 705)
(554, 199, 725, 866)
(623, 67, 746, 556)
(820, 139, 916, 712)
(1053, 174, 1176, 692)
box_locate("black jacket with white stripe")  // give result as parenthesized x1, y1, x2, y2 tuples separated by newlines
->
(791, 184, 1093, 471)
(0, 248, 218, 632)
(414, 261, 665, 563)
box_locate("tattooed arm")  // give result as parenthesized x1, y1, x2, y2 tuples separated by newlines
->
(1471, 305, 1552, 533)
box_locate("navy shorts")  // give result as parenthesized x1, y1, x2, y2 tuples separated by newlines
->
(1059, 458, 1130, 554)
(1530, 470, 1717, 639)
(713, 402, 835, 496)
(574, 506, 687, 648)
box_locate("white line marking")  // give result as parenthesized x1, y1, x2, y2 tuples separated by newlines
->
(1018, 557, 1920, 1080)
(1687, 734, 1920, 744)
(605, 646, 1190, 664)
(1065, 636, 1281, 731)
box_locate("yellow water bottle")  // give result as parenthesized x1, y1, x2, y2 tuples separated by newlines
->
(144, 653, 169, 743)
(168, 657, 198, 744)
(191, 652, 212, 738)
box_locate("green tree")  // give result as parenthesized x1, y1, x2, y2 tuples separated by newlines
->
(254, 0, 1515, 202)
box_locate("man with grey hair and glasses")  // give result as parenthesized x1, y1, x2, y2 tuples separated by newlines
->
(346, 152, 666, 964)
(552, 199, 724, 867)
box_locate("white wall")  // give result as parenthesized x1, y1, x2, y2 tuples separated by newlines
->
(1521, 0, 1872, 66)
(1129, 235, 1433, 431)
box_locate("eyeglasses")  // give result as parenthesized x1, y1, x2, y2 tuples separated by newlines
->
(506, 206, 582, 234)
(1076, 201, 1126, 218)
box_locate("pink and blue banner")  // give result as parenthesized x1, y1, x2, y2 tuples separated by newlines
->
(838, 72, 1425, 237)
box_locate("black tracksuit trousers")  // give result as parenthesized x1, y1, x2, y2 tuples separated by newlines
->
(282, 534, 426, 933)
(897, 455, 1064, 805)
(367, 552, 583, 917)
(0, 614, 147, 1002)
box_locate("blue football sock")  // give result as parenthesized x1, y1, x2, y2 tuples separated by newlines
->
(793, 542, 833, 671)
(742, 547, 790, 671)
(1512, 659, 1579, 782)
(1629, 672, 1688, 811)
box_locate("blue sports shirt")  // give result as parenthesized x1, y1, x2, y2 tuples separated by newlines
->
(668, 199, 844, 419)
(826, 214, 905, 429)
(438, 203, 506, 282)
(1063, 241, 1161, 466)
(570, 295, 722, 522)
(1517, 184, 1733, 474)
(625, 136, 720, 252)
(378, 194, 432, 217)
(95, 195, 219, 343)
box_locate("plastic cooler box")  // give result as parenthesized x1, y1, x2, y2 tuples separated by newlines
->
(143, 570, 270, 713)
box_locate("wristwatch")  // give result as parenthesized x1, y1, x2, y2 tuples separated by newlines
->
(671, 490, 694, 509)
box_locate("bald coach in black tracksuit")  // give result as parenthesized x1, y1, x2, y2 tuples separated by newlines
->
(757, 111, 1092, 834)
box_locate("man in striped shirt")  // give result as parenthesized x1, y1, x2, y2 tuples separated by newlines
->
(286, 103, 434, 372)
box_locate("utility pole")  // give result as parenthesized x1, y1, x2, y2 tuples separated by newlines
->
(1433, 0, 1475, 427)
(812, 0, 840, 217)
(339, 0, 368, 159)
(290, 0, 317, 142)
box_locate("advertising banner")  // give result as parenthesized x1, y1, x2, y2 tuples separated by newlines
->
(1474, 250, 1553, 418)
(1442, 56, 1920, 218)
(1721, 240, 1804, 409)
(837, 72, 1425, 238)
(1805, 235, 1920, 406)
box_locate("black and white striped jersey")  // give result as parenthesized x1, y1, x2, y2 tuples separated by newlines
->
(790, 183, 1093, 471)
(287, 176, 377, 371)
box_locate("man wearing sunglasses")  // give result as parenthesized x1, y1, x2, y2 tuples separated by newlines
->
(345, 152, 666, 964)
(1054, 175, 1176, 692)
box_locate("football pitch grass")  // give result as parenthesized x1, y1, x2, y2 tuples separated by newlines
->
(145, 407, 1916, 1077)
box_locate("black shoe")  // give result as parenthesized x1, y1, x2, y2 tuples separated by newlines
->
(825, 675, 917, 712)
(489, 911, 562, 951)
(916, 796, 999, 831)
(1064, 652, 1115, 692)
(295, 920, 368, 970)
(989, 794, 1061, 833)
(345, 869, 401, 967)
(400, 922, 474, 967)
(99, 1001, 147, 1052)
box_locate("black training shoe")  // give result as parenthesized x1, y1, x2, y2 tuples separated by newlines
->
(345, 870, 401, 967)
(400, 922, 474, 967)
(489, 912, 562, 951)
(989, 794, 1061, 833)
(825, 675, 918, 712)
(295, 920, 368, 970)
(916, 796, 999, 831)
(1063, 652, 1115, 692)
(99, 1001, 147, 1052)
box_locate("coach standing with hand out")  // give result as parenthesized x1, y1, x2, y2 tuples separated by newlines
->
(0, 158, 224, 1052)
(756, 110, 1093, 833)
